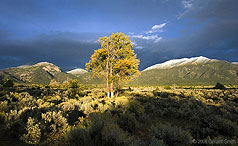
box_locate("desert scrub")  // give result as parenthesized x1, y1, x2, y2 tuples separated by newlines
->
(87, 88, 106, 98)
(67, 113, 133, 146)
(1, 85, 238, 146)
(149, 137, 167, 146)
(127, 100, 144, 116)
(0, 100, 9, 112)
(117, 112, 137, 133)
(20, 117, 41, 144)
(164, 86, 171, 90)
(150, 122, 192, 146)
(41, 111, 69, 144)
(67, 127, 92, 146)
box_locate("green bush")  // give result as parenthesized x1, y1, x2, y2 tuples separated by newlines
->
(117, 112, 137, 133)
(67, 113, 132, 146)
(21, 117, 41, 145)
(127, 101, 144, 116)
(150, 123, 192, 146)
(213, 116, 238, 137)
(67, 127, 92, 146)
(101, 123, 131, 146)
(88, 113, 115, 139)
(41, 111, 69, 144)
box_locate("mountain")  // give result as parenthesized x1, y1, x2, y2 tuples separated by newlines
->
(131, 56, 238, 86)
(67, 68, 88, 76)
(143, 56, 215, 71)
(1, 57, 238, 86)
(0, 62, 78, 85)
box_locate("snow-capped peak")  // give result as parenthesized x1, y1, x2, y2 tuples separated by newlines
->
(34, 62, 55, 66)
(67, 68, 88, 75)
(16, 62, 61, 73)
(17, 62, 55, 68)
(143, 56, 216, 71)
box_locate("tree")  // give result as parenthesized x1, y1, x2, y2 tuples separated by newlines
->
(86, 32, 140, 98)
(214, 82, 226, 89)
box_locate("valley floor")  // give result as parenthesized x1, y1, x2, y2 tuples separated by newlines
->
(0, 84, 238, 146)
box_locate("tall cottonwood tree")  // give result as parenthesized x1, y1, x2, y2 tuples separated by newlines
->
(86, 32, 140, 98)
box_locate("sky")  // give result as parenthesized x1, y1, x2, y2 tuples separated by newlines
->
(0, 0, 238, 70)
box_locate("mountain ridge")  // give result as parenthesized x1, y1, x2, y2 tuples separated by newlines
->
(0, 62, 78, 85)
(132, 57, 238, 86)
(143, 56, 218, 71)
(1, 57, 238, 85)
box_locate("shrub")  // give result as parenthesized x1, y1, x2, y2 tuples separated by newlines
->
(67, 127, 92, 146)
(101, 123, 131, 146)
(152, 87, 160, 96)
(0, 101, 9, 112)
(164, 86, 171, 90)
(81, 113, 132, 146)
(150, 123, 192, 146)
(214, 83, 226, 90)
(63, 80, 82, 89)
(213, 116, 238, 137)
(127, 101, 144, 116)
(0, 111, 6, 123)
(88, 89, 106, 98)
(149, 137, 167, 146)
(117, 112, 137, 133)
(49, 79, 60, 88)
(21, 117, 41, 144)
(41, 111, 69, 144)
(88, 113, 115, 139)
(3, 79, 14, 87)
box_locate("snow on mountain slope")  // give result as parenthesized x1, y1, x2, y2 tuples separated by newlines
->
(143, 56, 217, 71)
(67, 68, 88, 75)
(17, 62, 62, 74)
(18, 62, 56, 68)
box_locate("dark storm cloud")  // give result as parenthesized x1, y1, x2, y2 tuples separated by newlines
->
(180, 0, 238, 21)
(0, 32, 102, 70)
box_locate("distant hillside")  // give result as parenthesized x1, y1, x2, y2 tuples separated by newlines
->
(1, 57, 238, 86)
(131, 56, 238, 86)
(0, 62, 78, 85)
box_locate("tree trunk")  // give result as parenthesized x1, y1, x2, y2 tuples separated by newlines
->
(110, 82, 114, 97)
(110, 62, 114, 98)
(116, 78, 120, 97)
(106, 44, 110, 98)
(106, 76, 110, 98)
(106, 57, 110, 98)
